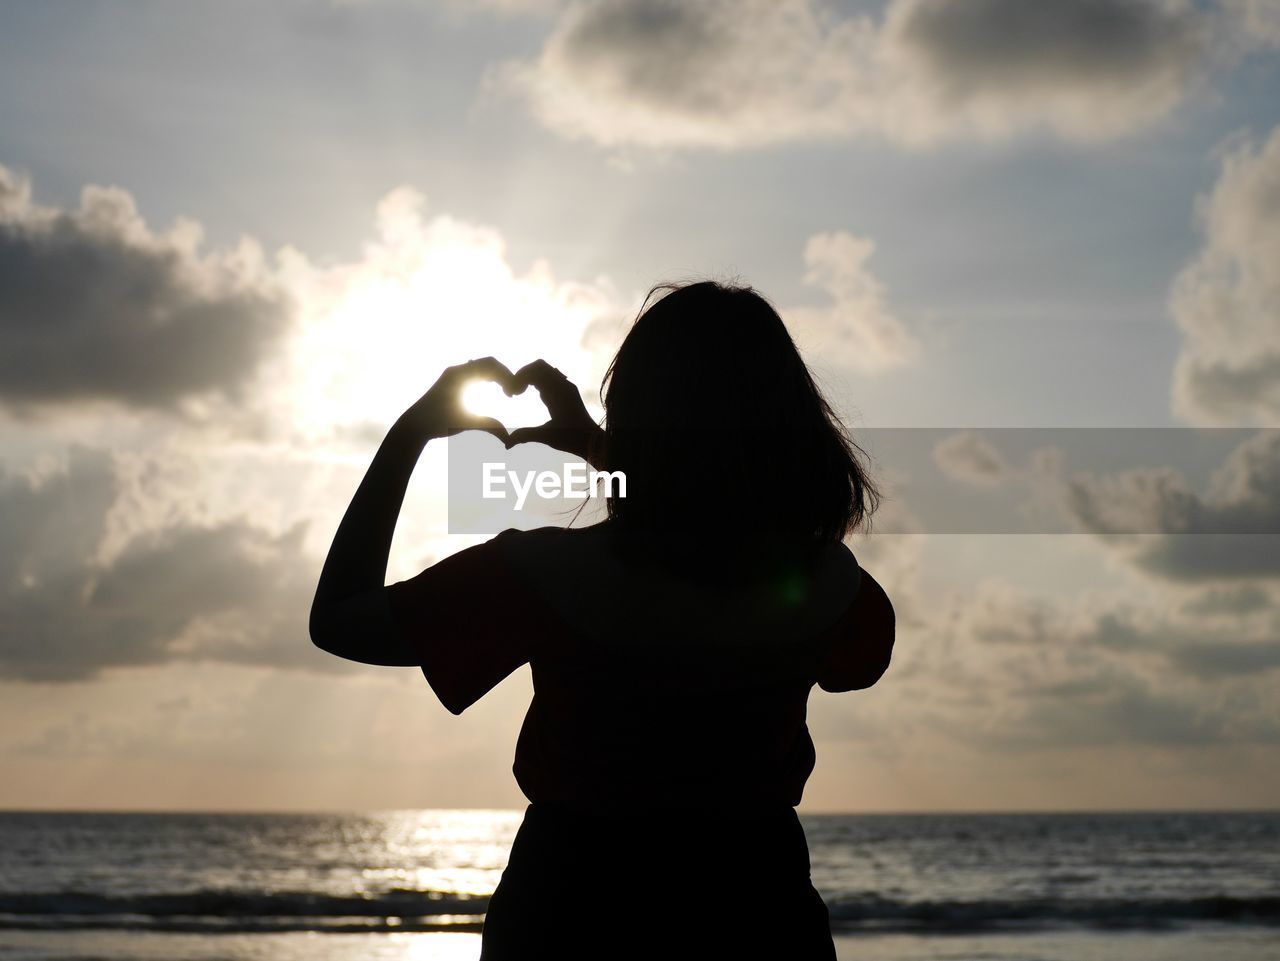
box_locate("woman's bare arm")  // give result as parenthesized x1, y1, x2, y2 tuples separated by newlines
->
(309, 358, 516, 666)
(309, 420, 430, 665)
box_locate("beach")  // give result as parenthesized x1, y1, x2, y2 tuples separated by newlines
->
(3, 929, 1280, 961)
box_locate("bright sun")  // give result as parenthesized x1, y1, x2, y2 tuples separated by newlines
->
(460, 380, 550, 428)
(282, 191, 616, 443)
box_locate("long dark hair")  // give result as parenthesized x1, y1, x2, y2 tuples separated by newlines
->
(600, 281, 878, 554)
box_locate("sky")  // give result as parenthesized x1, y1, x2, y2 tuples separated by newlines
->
(1, 0, 1279, 813)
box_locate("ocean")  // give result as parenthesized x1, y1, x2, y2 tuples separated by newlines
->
(0, 810, 1276, 960)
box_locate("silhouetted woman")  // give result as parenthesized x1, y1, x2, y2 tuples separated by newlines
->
(310, 282, 895, 959)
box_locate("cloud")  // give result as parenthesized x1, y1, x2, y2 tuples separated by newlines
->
(498, 0, 1228, 150)
(1004, 672, 1272, 747)
(1171, 126, 1280, 425)
(455, 0, 564, 13)
(0, 176, 639, 681)
(1181, 583, 1273, 616)
(1222, 0, 1280, 49)
(882, 427, 1280, 748)
(7, 171, 928, 686)
(0, 448, 326, 682)
(0, 165, 291, 414)
(784, 231, 918, 371)
(497, 0, 861, 150)
(1081, 600, 1280, 683)
(1065, 430, 1280, 580)
(885, 0, 1208, 138)
(0, 162, 903, 450)
(915, 578, 1280, 747)
(932, 431, 1008, 487)
(1165, 637, 1280, 677)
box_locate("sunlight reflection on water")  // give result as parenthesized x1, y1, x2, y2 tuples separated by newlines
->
(399, 932, 482, 961)
(360, 809, 523, 898)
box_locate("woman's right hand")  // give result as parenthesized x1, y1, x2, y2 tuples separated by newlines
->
(396, 356, 520, 444)
(507, 360, 607, 468)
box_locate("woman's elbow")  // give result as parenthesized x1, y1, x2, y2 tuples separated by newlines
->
(817, 618, 895, 693)
(819, 649, 892, 692)
(308, 592, 416, 667)
(854, 582, 895, 687)
(851, 644, 894, 690)
(309, 605, 345, 657)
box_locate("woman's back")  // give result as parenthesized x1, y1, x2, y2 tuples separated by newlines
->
(390, 522, 880, 961)
(388, 520, 876, 815)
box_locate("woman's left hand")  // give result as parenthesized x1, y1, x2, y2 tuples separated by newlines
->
(397, 356, 520, 444)
(505, 359, 606, 468)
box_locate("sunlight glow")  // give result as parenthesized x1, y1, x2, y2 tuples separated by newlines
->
(461, 380, 550, 428)
(282, 189, 618, 444)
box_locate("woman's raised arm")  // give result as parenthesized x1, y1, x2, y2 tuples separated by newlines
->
(309, 357, 517, 665)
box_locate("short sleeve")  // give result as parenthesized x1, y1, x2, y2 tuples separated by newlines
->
(813, 563, 894, 693)
(386, 531, 552, 715)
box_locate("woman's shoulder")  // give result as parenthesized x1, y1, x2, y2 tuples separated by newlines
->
(493, 523, 862, 648)
(491, 522, 611, 567)
(492, 522, 607, 545)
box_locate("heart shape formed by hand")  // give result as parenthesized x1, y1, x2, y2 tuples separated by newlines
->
(462, 379, 550, 431)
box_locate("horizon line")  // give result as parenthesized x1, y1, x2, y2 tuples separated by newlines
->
(3, 805, 1277, 817)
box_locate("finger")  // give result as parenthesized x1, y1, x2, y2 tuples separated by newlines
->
(505, 423, 555, 448)
(514, 359, 569, 393)
(468, 357, 520, 395)
(440, 415, 510, 440)
(456, 357, 520, 395)
(469, 416, 511, 444)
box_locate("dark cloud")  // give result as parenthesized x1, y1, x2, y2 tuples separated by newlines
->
(1066, 431, 1280, 580)
(1178, 356, 1280, 425)
(999, 671, 1270, 747)
(501, 0, 851, 149)
(1166, 639, 1280, 677)
(1133, 534, 1280, 582)
(0, 448, 329, 682)
(502, 0, 1227, 149)
(925, 582, 1280, 747)
(0, 165, 290, 412)
(1083, 611, 1280, 680)
(891, 0, 1205, 93)
(559, 0, 726, 106)
(957, 577, 1280, 676)
(1181, 584, 1273, 616)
